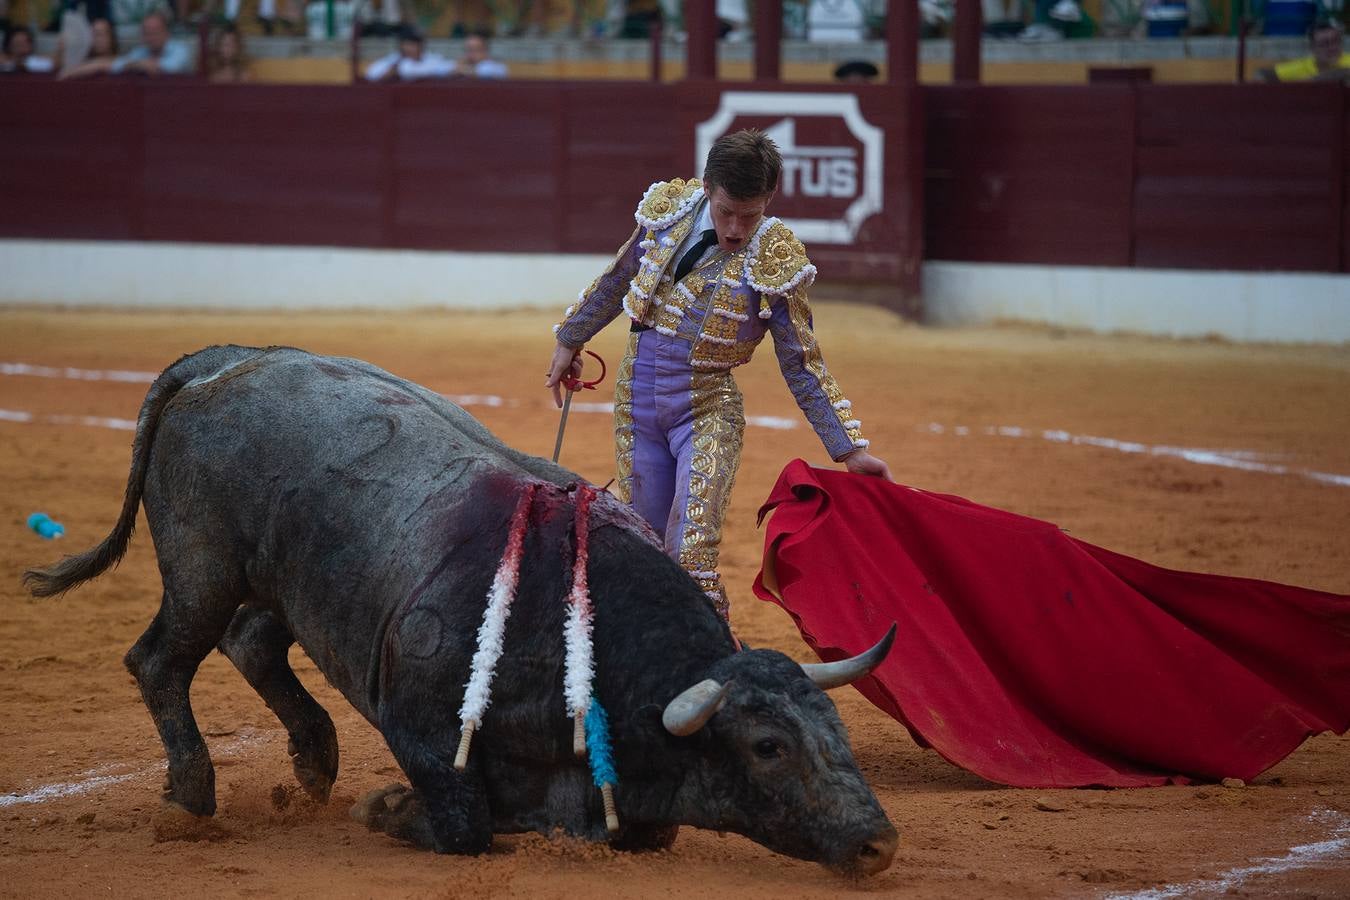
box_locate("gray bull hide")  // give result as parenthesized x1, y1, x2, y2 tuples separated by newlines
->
(26, 345, 898, 876)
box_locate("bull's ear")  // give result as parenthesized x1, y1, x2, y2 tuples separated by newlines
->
(662, 679, 732, 736)
(800, 623, 897, 691)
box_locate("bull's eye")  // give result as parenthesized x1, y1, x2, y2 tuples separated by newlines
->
(753, 738, 780, 759)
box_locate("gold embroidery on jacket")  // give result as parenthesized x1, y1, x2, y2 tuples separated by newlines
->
(783, 288, 865, 448)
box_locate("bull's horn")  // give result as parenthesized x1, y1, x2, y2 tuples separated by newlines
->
(662, 679, 732, 736)
(800, 623, 897, 690)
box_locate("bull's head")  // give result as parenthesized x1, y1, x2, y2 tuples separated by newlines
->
(658, 626, 899, 877)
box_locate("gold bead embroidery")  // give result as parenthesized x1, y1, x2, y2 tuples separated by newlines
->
(677, 370, 745, 621)
(748, 221, 812, 293)
(612, 332, 640, 505)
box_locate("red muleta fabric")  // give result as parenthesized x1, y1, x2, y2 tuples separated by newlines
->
(753, 459, 1350, 788)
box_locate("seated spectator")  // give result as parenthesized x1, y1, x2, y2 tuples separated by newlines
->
(99, 11, 191, 77)
(618, 0, 663, 38)
(58, 15, 119, 78)
(208, 23, 250, 82)
(357, 0, 404, 37)
(304, 0, 359, 39)
(45, 0, 112, 33)
(1258, 19, 1350, 82)
(252, 0, 303, 35)
(1, 25, 56, 73)
(450, 0, 496, 38)
(454, 32, 507, 78)
(364, 27, 454, 81)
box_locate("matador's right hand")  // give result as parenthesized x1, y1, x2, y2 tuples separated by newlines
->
(545, 342, 584, 408)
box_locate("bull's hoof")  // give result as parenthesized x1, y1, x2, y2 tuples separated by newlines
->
(161, 770, 216, 817)
(288, 733, 337, 803)
(350, 783, 437, 850)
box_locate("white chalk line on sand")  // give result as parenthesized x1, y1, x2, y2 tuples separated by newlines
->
(922, 423, 1350, 488)
(3, 360, 1346, 483)
(0, 362, 160, 383)
(0, 728, 274, 809)
(1106, 808, 1350, 900)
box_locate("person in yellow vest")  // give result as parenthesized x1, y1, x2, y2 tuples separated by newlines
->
(545, 130, 891, 623)
(1258, 19, 1350, 82)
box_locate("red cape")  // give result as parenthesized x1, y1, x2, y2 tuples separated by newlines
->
(754, 459, 1350, 788)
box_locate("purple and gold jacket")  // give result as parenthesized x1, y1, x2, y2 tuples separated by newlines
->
(553, 177, 868, 461)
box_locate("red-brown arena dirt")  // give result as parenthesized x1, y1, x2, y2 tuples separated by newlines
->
(1, 305, 1347, 899)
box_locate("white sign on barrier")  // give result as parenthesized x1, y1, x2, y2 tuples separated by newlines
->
(695, 91, 884, 245)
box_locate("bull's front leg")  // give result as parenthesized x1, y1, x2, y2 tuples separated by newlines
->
(354, 719, 492, 854)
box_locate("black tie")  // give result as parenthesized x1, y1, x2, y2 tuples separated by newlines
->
(672, 228, 719, 283)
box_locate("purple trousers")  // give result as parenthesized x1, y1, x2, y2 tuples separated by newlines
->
(614, 329, 744, 618)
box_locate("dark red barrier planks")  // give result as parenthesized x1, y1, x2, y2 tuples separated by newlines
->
(924, 85, 1135, 267)
(2, 79, 1344, 282)
(559, 84, 684, 254)
(390, 83, 563, 252)
(0, 79, 142, 240)
(141, 83, 389, 247)
(1133, 84, 1342, 272)
(1342, 87, 1350, 272)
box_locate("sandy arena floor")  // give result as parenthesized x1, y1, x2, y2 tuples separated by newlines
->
(1, 305, 1347, 899)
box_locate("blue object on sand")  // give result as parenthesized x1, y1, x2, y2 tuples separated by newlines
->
(27, 512, 65, 539)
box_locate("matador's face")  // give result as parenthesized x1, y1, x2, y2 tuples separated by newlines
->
(707, 185, 773, 254)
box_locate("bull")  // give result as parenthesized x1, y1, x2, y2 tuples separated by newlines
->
(25, 345, 898, 876)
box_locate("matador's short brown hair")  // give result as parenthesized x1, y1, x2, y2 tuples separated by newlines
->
(703, 129, 782, 200)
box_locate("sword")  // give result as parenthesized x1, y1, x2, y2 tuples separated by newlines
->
(551, 390, 573, 463)
(551, 350, 606, 464)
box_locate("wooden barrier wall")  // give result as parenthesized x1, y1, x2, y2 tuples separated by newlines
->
(2, 78, 1347, 291)
(925, 82, 1347, 273)
(0, 77, 924, 306)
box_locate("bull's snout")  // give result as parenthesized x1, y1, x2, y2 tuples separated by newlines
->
(845, 826, 899, 877)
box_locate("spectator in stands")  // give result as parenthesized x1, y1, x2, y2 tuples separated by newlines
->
(1, 25, 55, 72)
(618, 0, 663, 38)
(454, 32, 507, 78)
(104, 11, 191, 76)
(506, 0, 549, 37)
(1258, 19, 1350, 81)
(226, 0, 301, 36)
(208, 23, 250, 82)
(450, 0, 496, 37)
(833, 59, 878, 83)
(364, 27, 454, 80)
(46, 0, 112, 32)
(57, 16, 119, 78)
(357, 0, 405, 37)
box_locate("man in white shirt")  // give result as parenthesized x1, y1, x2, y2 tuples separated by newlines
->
(109, 11, 191, 76)
(364, 28, 455, 81)
(1, 26, 55, 73)
(454, 33, 506, 79)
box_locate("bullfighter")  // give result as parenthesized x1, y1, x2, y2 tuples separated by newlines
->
(546, 129, 891, 620)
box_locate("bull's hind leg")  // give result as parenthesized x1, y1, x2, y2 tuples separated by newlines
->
(124, 592, 238, 816)
(218, 607, 339, 801)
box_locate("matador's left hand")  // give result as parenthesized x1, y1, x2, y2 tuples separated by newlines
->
(843, 450, 893, 481)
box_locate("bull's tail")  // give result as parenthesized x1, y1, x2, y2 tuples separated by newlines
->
(23, 345, 264, 598)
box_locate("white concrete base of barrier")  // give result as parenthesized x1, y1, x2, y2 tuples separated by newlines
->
(923, 261, 1350, 345)
(4, 240, 1348, 345)
(0, 240, 612, 310)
